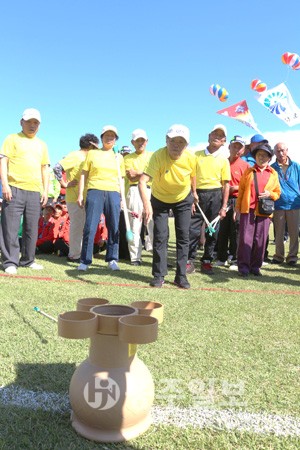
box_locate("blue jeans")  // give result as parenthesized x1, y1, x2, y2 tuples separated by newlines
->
(80, 190, 120, 265)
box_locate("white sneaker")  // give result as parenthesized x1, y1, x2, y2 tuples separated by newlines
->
(215, 260, 226, 266)
(28, 263, 43, 270)
(78, 263, 89, 271)
(5, 266, 17, 275)
(229, 264, 238, 271)
(108, 260, 120, 271)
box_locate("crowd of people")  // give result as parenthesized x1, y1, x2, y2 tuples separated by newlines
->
(0, 108, 299, 289)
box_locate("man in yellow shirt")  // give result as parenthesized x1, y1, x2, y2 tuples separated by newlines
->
(124, 129, 153, 265)
(187, 124, 231, 275)
(139, 124, 197, 289)
(0, 108, 50, 274)
(53, 133, 99, 262)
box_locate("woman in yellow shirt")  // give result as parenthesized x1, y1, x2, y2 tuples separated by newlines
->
(77, 126, 125, 271)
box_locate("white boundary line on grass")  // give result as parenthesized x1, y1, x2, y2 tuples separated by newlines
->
(1, 385, 300, 437)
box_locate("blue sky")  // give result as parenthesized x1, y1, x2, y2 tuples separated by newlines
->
(1, 0, 300, 163)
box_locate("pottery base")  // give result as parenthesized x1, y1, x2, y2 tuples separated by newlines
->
(71, 411, 152, 443)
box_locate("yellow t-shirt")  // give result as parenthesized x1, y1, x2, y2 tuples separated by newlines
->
(195, 149, 231, 189)
(82, 149, 125, 192)
(1, 132, 50, 192)
(124, 151, 152, 186)
(144, 147, 196, 203)
(60, 150, 88, 202)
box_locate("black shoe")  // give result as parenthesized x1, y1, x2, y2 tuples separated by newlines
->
(250, 270, 262, 276)
(131, 261, 141, 266)
(149, 277, 164, 288)
(174, 276, 190, 289)
(238, 271, 249, 277)
(287, 260, 297, 266)
(271, 259, 283, 265)
(67, 256, 80, 263)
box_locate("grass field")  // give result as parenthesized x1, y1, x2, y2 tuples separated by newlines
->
(0, 220, 299, 449)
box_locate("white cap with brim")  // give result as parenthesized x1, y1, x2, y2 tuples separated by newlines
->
(101, 125, 119, 139)
(22, 108, 41, 123)
(167, 124, 190, 144)
(212, 124, 227, 137)
(132, 129, 148, 141)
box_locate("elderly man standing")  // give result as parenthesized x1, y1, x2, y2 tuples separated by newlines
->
(124, 129, 153, 266)
(139, 124, 197, 289)
(187, 124, 231, 275)
(271, 142, 300, 266)
(215, 135, 250, 268)
(0, 108, 50, 274)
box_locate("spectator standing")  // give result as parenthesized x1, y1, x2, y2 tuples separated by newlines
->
(241, 134, 268, 167)
(187, 124, 231, 275)
(124, 129, 153, 266)
(236, 143, 281, 277)
(0, 108, 49, 274)
(139, 124, 197, 289)
(54, 134, 99, 262)
(271, 142, 300, 266)
(77, 125, 125, 271)
(216, 135, 250, 268)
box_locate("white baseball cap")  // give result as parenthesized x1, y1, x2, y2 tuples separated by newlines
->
(167, 124, 190, 144)
(22, 108, 41, 123)
(131, 128, 148, 141)
(100, 125, 119, 139)
(211, 124, 227, 137)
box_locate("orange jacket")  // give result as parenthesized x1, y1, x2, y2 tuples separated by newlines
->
(236, 166, 281, 217)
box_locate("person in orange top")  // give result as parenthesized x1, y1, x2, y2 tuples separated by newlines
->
(235, 143, 281, 277)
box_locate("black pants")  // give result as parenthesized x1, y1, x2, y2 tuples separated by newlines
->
(36, 241, 54, 254)
(151, 193, 194, 279)
(1, 186, 40, 268)
(188, 188, 222, 262)
(217, 199, 239, 262)
(54, 238, 69, 256)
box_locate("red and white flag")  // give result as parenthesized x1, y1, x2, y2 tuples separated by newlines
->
(217, 100, 260, 132)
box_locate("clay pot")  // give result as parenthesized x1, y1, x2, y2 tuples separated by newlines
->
(118, 315, 158, 344)
(130, 301, 164, 324)
(90, 304, 137, 335)
(77, 298, 109, 312)
(58, 311, 98, 339)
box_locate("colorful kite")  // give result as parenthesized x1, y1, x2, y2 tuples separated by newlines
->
(251, 79, 267, 92)
(217, 100, 260, 132)
(209, 84, 229, 102)
(257, 83, 300, 126)
(281, 52, 300, 70)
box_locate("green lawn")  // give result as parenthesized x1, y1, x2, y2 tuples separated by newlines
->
(0, 220, 299, 449)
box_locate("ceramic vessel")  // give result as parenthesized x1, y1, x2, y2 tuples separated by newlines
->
(76, 297, 109, 312)
(130, 301, 164, 324)
(59, 301, 162, 442)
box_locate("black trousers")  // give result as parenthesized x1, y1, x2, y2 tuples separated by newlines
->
(217, 199, 239, 262)
(151, 193, 194, 279)
(1, 186, 40, 268)
(188, 188, 222, 262)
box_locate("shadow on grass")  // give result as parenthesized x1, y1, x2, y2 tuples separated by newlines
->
(202, 266, 300, 291)
(10, 304, 49, 345)
(0, 405, 144, 450)
(0, 363, 146, 449)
